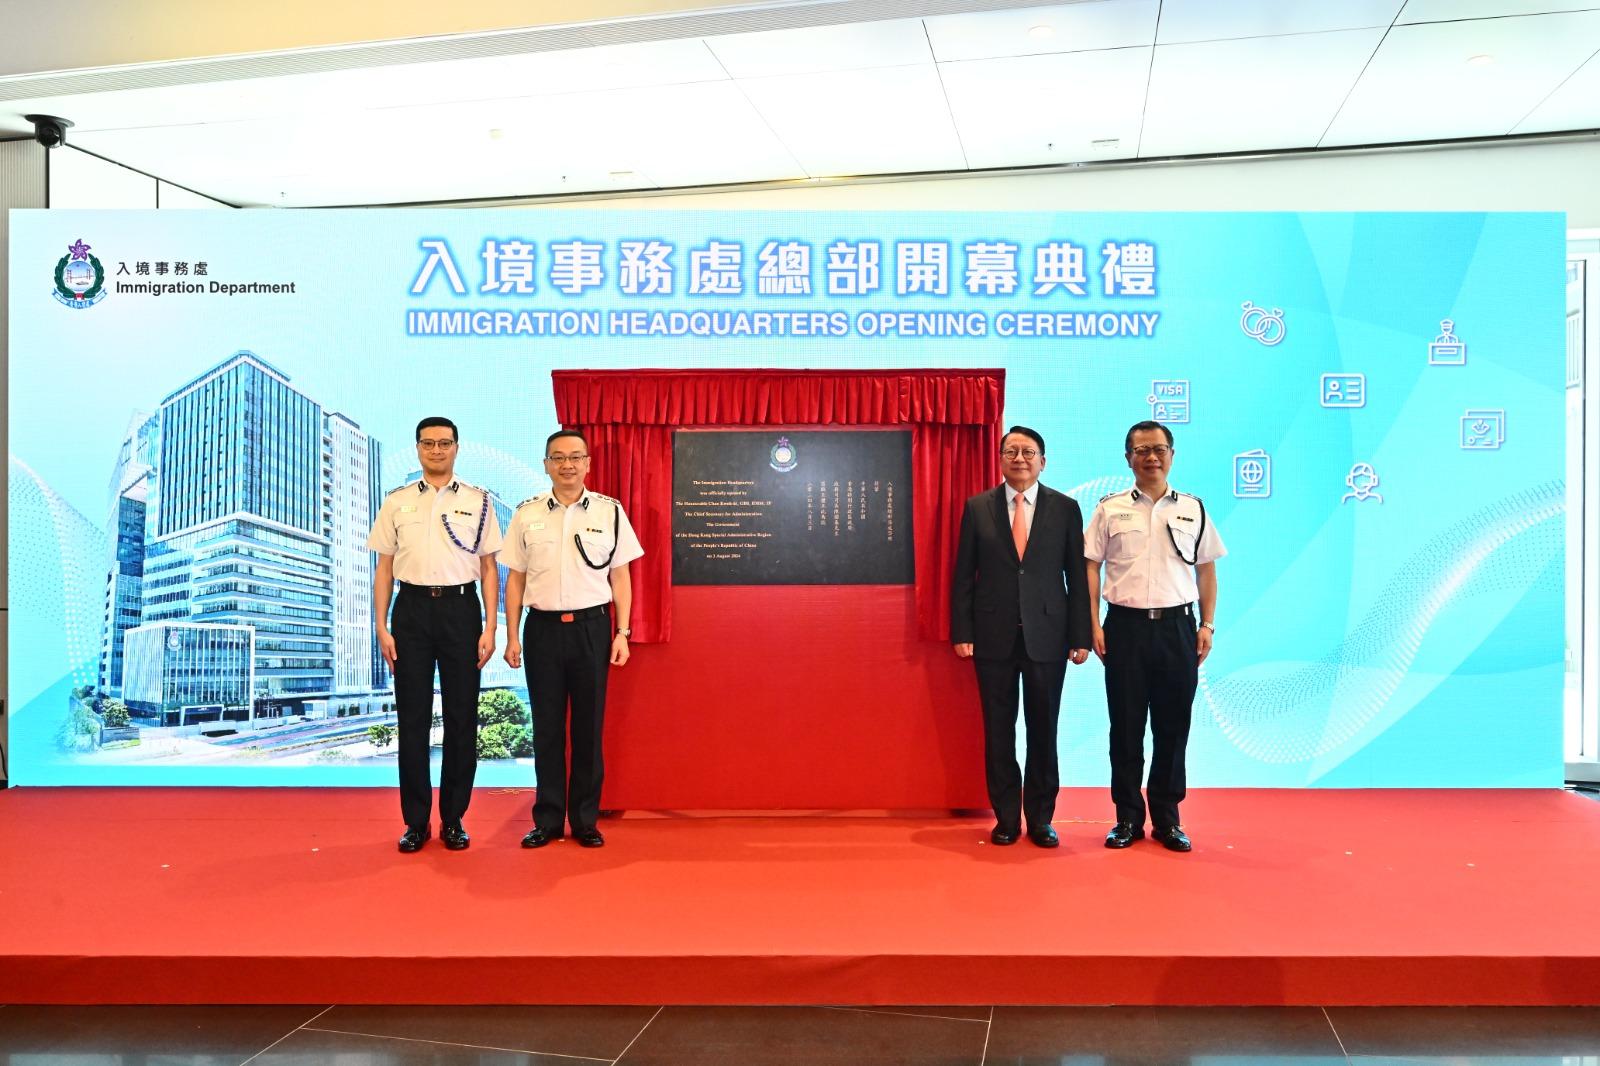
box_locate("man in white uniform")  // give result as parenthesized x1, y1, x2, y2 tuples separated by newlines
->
(502, 430, 643, 849)
(368, 417, 502, 853)
(1085, 420, 1225, 853)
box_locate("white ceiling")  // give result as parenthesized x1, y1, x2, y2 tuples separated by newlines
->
(0, 0, 1596, 207)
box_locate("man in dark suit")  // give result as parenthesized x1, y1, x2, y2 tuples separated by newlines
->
(952, 425, 1092, 848)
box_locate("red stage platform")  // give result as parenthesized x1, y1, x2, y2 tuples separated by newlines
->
(3, 786, 1599, 1006)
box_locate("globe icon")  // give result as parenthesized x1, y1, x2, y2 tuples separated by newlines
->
(1238, 459, 1265, 485)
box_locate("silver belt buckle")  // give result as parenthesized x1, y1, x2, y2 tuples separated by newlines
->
(1146, 607, 1162, 619)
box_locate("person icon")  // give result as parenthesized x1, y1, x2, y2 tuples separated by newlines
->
(1428, 319, 1466, 365)
(1342, 462, 1384, 504)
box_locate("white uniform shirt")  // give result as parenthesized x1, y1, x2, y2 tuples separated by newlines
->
(1084, 487, 1226, 609)
(500, 489, 644, 611)
(366, 478, 504, 585)
(1006, 482, 1038, 537)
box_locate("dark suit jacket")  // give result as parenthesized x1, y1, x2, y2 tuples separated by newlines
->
(950, 482, 1092, 662)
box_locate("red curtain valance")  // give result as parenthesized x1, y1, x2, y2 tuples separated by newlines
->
(553, 368, 1005, 643)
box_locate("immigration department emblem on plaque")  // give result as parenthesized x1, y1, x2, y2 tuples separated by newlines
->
(769, 436, 798, 473)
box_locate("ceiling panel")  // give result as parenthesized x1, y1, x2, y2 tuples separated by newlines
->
(939, 46, 1151, 168)
(1158, 0, 1403, 43)
(737, 64, 965, 177)
(1141, 29, 1384, 157)
(704, 19, 931, 77)
(924, 0, 1158, 62)
(1398, 0, 1600, 24)
(0, 39, 732, 138)
(73, 80, 801, 206)
(1321, 9, 1600, 145)
(1514, 47, 1600, 133)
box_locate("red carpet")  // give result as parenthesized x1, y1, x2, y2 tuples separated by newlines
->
(3, 787, 1599, 1006)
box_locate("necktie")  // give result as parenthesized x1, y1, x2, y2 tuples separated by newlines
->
(1012, 493, 1028, 558)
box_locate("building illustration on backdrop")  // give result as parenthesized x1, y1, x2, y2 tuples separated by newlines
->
(93, 351, 517, 732)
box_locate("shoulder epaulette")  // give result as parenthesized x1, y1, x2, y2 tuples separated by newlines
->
(1098, 490, 1121, 503)
(589, 491, 620, 506)
(386, 482, 415, 498)
(516, 493, 549, 510)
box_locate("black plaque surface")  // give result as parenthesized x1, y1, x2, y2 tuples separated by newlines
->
(673, 430, 913, 585)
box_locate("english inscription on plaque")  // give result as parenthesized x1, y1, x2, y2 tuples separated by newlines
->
(673, 430, 913, 585)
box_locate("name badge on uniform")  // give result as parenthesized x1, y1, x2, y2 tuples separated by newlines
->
(400, 505, 418, 514)
(531, 522, 546, 531)
(1114, 512, 1135, 522)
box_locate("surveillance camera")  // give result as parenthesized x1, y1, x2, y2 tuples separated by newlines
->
(23, 114, 74, 149)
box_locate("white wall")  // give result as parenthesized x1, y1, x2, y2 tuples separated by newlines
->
(550, 138, 1600, 228)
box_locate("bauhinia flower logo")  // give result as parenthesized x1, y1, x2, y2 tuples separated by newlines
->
(53, 238, 107, 309)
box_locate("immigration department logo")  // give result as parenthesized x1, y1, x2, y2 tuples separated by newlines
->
(53, 238, 107, 308)
(769, 436, 798, 473)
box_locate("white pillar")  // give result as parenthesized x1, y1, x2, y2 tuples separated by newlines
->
(0, 138, 49, 786)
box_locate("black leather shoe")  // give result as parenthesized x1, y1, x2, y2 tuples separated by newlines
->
(520, 826, 562, 849)
(575, 828, 606, 848)
(1027, 825, 1060, 848)
(441, 824, 470, 851)
(1104, 822, 1144, 849)
(397, 825, 430, 852)
(990, 825, 1020, 846)
(1153, 825, 1192, 852)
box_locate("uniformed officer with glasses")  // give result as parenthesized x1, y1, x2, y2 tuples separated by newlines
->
(502, 430, 643, 850)
(368, 417, 502, 853)
(1084, 420, 1225, 853)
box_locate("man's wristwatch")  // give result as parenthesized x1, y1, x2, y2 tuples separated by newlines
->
(1199, 621, 1215, 632)
(616, 628, 631, 638)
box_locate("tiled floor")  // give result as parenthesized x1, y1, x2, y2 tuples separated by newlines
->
(1, 1004, 1598, 1064)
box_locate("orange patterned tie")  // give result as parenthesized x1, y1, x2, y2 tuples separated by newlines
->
(1012, 493, 1028, 558)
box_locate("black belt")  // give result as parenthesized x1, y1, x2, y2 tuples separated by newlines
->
(399, 581, 475, 598)
(528, 604, 610, 623)
(1108, 602, 1192, 620)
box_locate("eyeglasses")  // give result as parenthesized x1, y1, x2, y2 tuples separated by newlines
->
(417, 438, 457, 451)
(1130, 445, 1172, 459)
(545, 453, 590, 464)
(1000, 448, 1040, 460)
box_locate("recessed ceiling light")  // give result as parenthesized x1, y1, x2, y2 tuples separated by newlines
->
(1028, 24, 1055, 40)
(609, 170, 636, 179)
(488, 128, 504, 140)
(1467, 54, 1494, 66)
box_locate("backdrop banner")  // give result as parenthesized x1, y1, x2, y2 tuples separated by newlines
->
(6, 209, 1565, 790)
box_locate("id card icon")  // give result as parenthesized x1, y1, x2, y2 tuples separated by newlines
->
(1233, 449, 1272, 498)
(1320, 372, 1366, 409)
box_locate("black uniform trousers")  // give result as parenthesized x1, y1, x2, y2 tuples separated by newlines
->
(1103, 603, 1198, 830)
(974, 628, 1069, 834)
(391, 584, 483, 830)
(522, 607, 611, 835)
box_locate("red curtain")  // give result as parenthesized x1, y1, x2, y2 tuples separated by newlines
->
(552, 369, 1005, 643)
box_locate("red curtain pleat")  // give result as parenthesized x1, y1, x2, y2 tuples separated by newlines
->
(553, 369, 1004, 643)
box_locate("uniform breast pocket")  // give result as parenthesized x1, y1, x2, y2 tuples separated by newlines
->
(394, 513, 429, 551)
(1109, 524, 1147, 561)
(577, 528, 613, 564)
(523, 530, 559, 573)
(1168, 525, 1197, 560)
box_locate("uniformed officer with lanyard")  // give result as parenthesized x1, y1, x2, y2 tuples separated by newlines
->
(502, 430, 643, 850)
(369, 416, 502, 853)
(1084, 420, 1225, 853)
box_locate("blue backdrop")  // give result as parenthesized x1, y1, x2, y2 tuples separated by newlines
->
(7, 209, 1565, 786)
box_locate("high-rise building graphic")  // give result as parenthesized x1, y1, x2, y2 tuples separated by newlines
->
(98, 412, 158, 695)
(115, 352, 384, 725)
